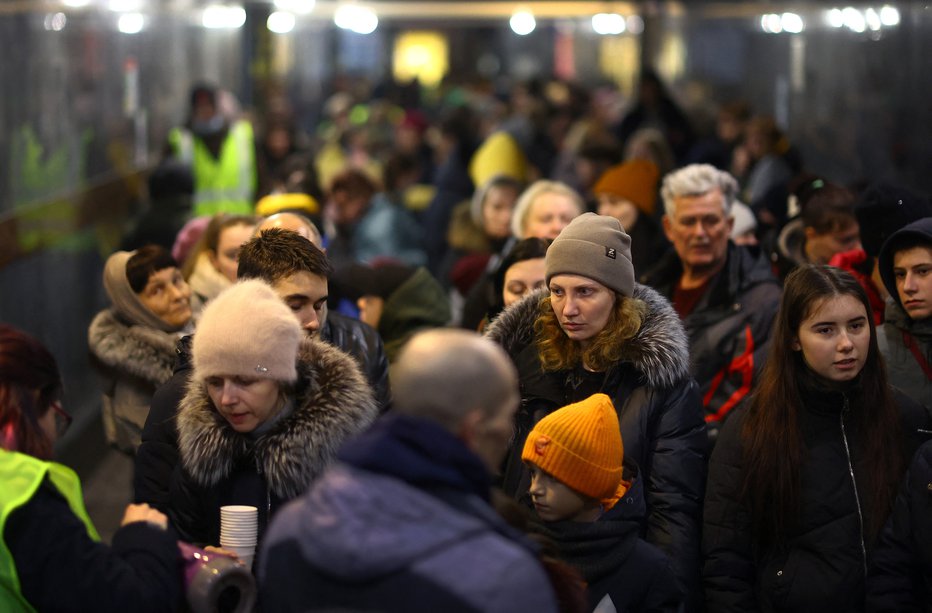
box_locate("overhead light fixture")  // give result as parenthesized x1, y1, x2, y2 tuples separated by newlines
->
(781, 12, 804, 34)
(334, 4, 378, 34)
(842, 7, 866, 33)
(44, 12, 67, 31)
(592, 13, 625, 36)
(62, 0, 91, 7)
(118, 12, 145, 33)
(880, 5, 900, 26)
(267, 10, 295, 33)
(202, 4, 246, 29)
(626, 14, 644, 34)
(761, 13, 782, 34)
(510, 9, 536, 35)
(826, 8, 845, 28)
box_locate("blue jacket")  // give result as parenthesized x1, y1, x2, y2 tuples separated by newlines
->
(258, 414, 558, 613)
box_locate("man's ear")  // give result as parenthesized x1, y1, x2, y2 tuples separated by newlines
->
(661, 214, 674, 242)
(456, 408, 484, 450)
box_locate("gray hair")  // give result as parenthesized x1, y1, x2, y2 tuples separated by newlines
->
(392, 329, 518, 433)
(661, 164, 738, 218)
(510, 180, 585, 239)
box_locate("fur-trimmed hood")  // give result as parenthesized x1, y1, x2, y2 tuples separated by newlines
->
(177, 336, 378, 500)
(484, 283, 690, 390)
(87, 308, 177, 386)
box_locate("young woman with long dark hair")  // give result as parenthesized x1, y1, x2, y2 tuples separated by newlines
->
(703, 265, 931, 611)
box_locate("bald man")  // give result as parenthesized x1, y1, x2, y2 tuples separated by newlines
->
(255, 212, 323, 247)
(259, 330, 558, 613)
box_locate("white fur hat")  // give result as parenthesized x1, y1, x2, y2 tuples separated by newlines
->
(193, 279, 300, 383)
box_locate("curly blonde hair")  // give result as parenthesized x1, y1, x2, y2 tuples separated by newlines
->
(535, 292, 646, 372)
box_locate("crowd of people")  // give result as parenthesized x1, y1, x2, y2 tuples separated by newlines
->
(4, 72, 932, 611)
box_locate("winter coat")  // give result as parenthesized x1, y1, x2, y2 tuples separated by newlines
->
(829, 249, 885, 325)
(87, 308, 178, 453)
(875, 218, 932, 412)
(424, 147, 475, 278)
(3, 453, 180, 612)
(135, 314, 390, 514)
(354, 192, 427, 267)
(533, 467, 684, 613)
(877, 302, 932, 411)
(186, 252, 231, 309)
(485, 284, 707, 606)
(378, 267, 451, 363)
(168, 336, 378, 546)
(641, 242, 782, 440)
(867, 439, 932, 611)
(703, 380, 932, 613)
(258, 414, 559, 613)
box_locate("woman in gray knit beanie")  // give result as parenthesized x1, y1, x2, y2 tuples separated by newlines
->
(484, 212, 706, 607)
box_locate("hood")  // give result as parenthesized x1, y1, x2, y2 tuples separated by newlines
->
(187, 252, 232, 303)
(776, 217, 807, 266)
(484, 283, 690, 390)
(379, 268, 451, 357)
(879, 217, 932, 308)
(177, 337, 378, 499)
(277, 465, 506, 581)
(87, 309, 177, 386)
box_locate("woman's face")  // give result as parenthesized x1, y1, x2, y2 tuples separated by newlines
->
(503, 258, 546, 308)
(210, 224, 254, 282)
(548, 274, 616, 348)
(793, 294, 870, 382)
(138, 267, 193, 328)
(206, 375, 282, 433)
(523, 193, 579, 240)
(482, 186, 519, 240)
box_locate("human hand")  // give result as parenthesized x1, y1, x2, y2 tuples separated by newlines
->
(121, 503, 168, 530)
(203, 545, 239, 560)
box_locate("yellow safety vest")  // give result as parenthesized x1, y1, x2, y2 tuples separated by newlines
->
(169, 120, 257, 216)
(0, 450, 99, 613)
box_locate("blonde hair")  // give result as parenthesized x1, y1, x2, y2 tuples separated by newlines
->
(510, 180, 584, 238)
(535, 293, 646, 372)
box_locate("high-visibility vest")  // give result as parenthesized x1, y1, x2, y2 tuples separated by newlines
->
(169, 120, 257, 216)
(0, 450, 99, 613)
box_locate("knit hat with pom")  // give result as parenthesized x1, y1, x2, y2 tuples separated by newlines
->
(193, 279, 301, 383)
(522, 393, 624, 502)
(545, 213, 635, 297)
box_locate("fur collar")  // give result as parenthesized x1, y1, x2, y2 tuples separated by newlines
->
(177, 336, 378, 499)
(87, 308, 177, 386)
(484, 284, 690, 389)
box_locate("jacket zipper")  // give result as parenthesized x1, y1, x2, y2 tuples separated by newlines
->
(839, 398, 868, 576)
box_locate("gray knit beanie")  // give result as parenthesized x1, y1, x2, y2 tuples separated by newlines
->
(545, 213, 635, 297)
(193, 279, 301, 383)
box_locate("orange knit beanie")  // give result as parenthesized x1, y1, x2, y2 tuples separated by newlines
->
(521, 393, 624, 503)
(593, 159, 660, 216)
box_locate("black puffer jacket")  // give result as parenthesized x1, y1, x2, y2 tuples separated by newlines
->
(867, 439, 932, 611)
(134, 315, 390, 513)
(168, 337, 378, 546)
(485, 284, 707, 605)
(321, 311, 392, 411)
(703, 381, 931, 613)
(641, 242, 782, 441)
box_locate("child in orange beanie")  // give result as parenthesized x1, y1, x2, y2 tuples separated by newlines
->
(522, 393, 684, 612)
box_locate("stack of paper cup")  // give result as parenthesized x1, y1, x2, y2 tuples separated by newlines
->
(219, 505, 258, 570)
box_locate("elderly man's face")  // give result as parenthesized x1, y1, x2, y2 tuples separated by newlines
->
(663, 188, 733, 275)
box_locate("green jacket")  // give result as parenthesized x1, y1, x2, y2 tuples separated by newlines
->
(169, 120, 256, 216)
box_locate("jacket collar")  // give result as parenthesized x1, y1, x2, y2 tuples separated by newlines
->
(485, 283, 690, 390)
(177, 336, 378, 499)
